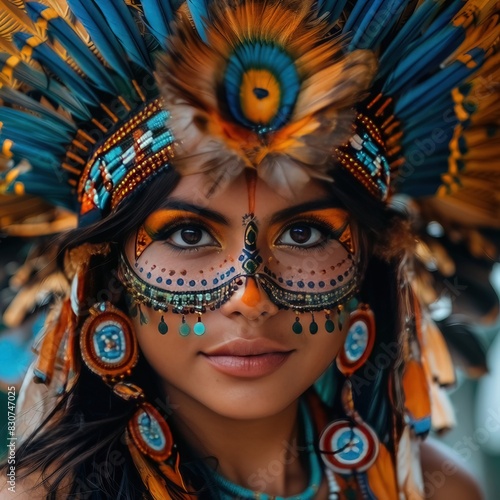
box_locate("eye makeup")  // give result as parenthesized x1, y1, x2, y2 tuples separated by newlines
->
(123, 204, 360, 316)
(135, 209, 226, 259)
(269, 208, 354, 254)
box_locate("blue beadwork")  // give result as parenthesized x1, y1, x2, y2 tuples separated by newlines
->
(344, 320, 369, 363)
(93, 322, 126, 364)
(137, 410, 167, 452)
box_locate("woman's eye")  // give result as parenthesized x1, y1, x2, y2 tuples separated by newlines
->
(167, 226, 218, 248)
(276, 223, 326, 248)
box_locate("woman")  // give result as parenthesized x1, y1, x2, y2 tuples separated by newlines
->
(0, 0, 498, 498)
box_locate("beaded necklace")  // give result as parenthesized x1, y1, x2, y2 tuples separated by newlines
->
(210, 400, 341, 500)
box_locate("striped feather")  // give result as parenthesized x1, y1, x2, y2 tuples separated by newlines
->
(25, 2, 118, 94)
(12, 31, 100, 106)
(0, 0, 38, 40)
(0, 92, 76, 131)
(0, 53, 91, 119)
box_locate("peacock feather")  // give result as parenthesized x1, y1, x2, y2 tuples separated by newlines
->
(157, 0, 377, 198)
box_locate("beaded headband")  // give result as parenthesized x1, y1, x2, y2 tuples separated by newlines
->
(0, 0, 498, 229)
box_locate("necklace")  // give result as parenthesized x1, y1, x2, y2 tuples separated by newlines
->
(212, 400, 341, 500)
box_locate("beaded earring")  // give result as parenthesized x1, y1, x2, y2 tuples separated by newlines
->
(319, 303, 380, 474)
(80, 302, 188, 495)
(80, 302, 139, 381)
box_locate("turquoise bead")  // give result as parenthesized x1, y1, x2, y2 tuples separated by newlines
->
(193, 321, 205, 336)
(179, 321, 191, 336)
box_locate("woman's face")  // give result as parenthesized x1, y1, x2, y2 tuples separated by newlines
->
(123, 172, 359, 419)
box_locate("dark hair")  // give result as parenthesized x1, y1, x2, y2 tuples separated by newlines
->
(6, 166, 411, 498)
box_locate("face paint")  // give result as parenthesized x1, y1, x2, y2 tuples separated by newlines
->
(120, 205, 359, 315)
(239, 213, 263, 275)
(258, 208, 358, 311)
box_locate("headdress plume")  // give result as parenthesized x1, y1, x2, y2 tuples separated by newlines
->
(156, 0, 377, 198)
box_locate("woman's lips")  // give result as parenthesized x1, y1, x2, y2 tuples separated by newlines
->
(201, 339, 295, 377)
(201, 351, 293, 378)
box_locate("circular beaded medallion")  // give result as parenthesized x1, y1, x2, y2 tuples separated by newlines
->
(337, 306, 375, 375)
(128, 403, 173, 462)
(319, 419, 379, 473)
(80, 302, 138, 379)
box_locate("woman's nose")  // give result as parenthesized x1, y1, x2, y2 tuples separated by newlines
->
(220, 276, 279, 322)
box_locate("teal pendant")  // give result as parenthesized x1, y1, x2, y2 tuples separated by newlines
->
(193, 317, 206, 336)
(158, 316, 168, 335)
(292, 316, 303, 334)
(309, 320, 318, 335)
(325, 318, 335, 333)
(179, 316, 191, 336)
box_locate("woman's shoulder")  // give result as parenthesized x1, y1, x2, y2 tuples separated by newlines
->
(420, 437, 484, 500)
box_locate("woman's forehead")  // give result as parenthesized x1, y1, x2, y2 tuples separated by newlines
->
(155, 171, 338, 219)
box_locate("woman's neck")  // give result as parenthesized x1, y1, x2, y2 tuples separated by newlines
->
(166, 385, 310, 497)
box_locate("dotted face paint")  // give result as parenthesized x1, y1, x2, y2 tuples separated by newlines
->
(119, 204, 360, 315)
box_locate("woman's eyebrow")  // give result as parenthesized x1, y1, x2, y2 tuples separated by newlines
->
(157, 199, 230, 225)
(269, 199, 343, 225)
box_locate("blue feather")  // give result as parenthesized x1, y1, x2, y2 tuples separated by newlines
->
(0, 91, 76, 133)
(0, 128, 67, 154)
(396, 49, 484, 119)
(359, 0, 410, 50)
(186, 0, 210, 43)
(224, 42, 300, 131)
(414, 0, 464, 44)
(0, 53, 91, 120)
(96, 0, 152, 70)
(25, 2, 119, 95)
(379, 0, 454, 75)
(0, 109, 74, 145)
(348, 0, 387, 49)
(67, 0, 134, 81)
(3, 171, 75, 209)
(343, 0, 373, 34)
(382, 23, 466, 94)
(12, 32, 101, 107)
(141, 0, 177, 47)
(2, 140, 61, 170)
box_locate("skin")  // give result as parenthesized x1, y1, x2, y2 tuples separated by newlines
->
(124, 172, 352, 495)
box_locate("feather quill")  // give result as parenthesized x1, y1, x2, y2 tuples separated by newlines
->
(0, 0, 38, 40)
